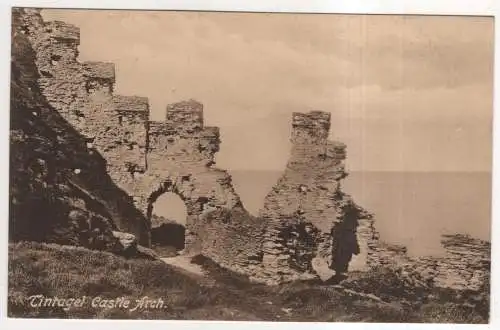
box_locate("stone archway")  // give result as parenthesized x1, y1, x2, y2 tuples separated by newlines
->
(146, 180, 189, 255)
(149, 191, 187, 255)
(140, 167, 247, 257)
(144, 176, 212, 256)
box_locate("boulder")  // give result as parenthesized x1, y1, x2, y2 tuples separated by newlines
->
(112, 231, 137, 251)
(311, 256, 336, 282)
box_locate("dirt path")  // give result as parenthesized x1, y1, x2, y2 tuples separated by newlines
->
(160, 255, 216, 287)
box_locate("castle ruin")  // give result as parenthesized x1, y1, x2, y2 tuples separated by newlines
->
(12, 8, 490, 289)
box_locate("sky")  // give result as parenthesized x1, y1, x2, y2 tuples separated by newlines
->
(41, 9, 494, 173)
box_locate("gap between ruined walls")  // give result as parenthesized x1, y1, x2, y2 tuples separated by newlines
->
(13, 8, 491, 290)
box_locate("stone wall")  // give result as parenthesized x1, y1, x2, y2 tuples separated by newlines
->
(135, 99, 247, 253)
(14, 8, 249, 254)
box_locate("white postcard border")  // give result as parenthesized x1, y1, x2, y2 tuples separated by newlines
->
(0, 1, 498, 330)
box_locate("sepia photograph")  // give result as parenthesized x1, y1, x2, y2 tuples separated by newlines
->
(7, 5, 493, 324)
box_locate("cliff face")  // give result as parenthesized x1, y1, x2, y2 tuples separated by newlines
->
(365, 234, 491, 292)
(9, 11, 134, 251)
(13, 8, 150, 245)
(434, 234, 490, 290)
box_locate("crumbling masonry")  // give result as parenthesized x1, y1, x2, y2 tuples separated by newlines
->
(258, 112, 379, 283)
(14, 8, 490, 289)
(17, 9, 244, 254)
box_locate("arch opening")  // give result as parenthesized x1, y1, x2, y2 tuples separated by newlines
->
(149, 191, 188, 257)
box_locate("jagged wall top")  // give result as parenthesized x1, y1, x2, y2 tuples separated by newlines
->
(45, 20, 80, 43)
(113, 95, 149, 114)
(83, 61, 115, 82)
(165, 99, 204, 134)
(291, 111, 331, 144)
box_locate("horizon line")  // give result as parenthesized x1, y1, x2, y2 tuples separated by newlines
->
(225, 169, 493, 173)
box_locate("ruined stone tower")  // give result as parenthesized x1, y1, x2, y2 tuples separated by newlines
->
(256, 111, 378, 284)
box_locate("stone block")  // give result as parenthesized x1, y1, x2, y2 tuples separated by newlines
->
(45, 20, 80, 43)
(83, 61, 116, 82)
(113, 95, 149, 113)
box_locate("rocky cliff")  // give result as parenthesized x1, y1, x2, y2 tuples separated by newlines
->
(12, 8, 247, 252)
(384, 235, 490, 292)
(9, 10, 148, 253)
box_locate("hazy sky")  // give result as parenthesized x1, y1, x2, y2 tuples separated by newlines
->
(42, 9, 494, 172)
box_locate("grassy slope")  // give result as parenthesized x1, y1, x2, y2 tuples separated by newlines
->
(8, 242, 487, 323)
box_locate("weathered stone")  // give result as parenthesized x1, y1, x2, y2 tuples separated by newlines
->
(368, 233, 491, 292)
(311, 256, 336, 281)
(256, 111, 374, 283)
(112, 231, 137, 251)
(14, 8, 247, 252)
(136, 245, 160, 260)
(9, 11, 128, 253)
